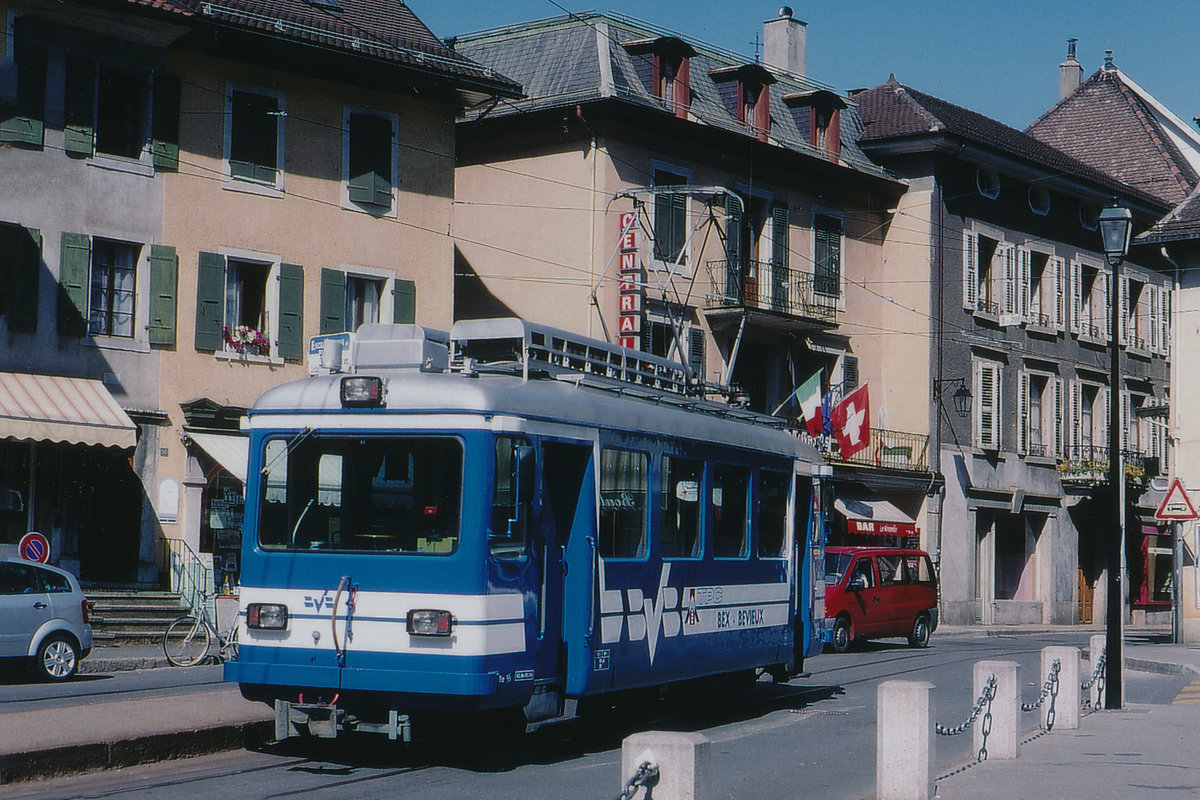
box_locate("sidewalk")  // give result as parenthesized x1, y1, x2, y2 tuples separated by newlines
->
(3, 633, 1200, 794)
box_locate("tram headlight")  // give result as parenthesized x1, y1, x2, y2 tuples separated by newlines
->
(340, 376, 384, 408)
(247, 603, 289, 630)
(406, 609, 454, 637)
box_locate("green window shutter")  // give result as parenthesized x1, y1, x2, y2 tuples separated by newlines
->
(58, 233, 90, 337)
(63, 56, 96, 157)
(195, 251, 226, 351)
(347, 113, 392, 207)
(3, 225, 40, 333)
(0, 23, 46, 147)
(277, 263, 304, 360)
(229, 90, 278, 184)
(392, 279, 416, 324)
(151, 74, 181, 171)
(319, 268, 346, 334)
(148, 245, 177, 345)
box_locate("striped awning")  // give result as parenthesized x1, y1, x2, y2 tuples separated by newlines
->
(184, 430, 248, 484)
(0, 372, 137, 449)
(835, 494, 918, 537)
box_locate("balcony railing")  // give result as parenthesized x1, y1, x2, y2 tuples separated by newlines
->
(1057, 446, 1150, 486)
(705, 260, 839, 325)
(829, 427, 929, 472)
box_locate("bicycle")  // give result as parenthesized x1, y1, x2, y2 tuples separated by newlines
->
(162, 592, 239, 667)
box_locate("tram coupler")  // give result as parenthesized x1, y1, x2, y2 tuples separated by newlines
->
(274, 700, 411, 742)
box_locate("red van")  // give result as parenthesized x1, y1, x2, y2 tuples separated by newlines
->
(823, 546, 938, 652)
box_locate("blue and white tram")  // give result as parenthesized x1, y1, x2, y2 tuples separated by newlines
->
(225, 319, 826, 740)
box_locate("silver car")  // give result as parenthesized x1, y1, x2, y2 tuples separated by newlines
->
(0, 557, 93, 681)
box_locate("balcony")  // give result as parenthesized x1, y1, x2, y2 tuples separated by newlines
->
(1057, 445, 1151, 488)
(705, 260, 839, 326)
(829, 427, 929, 472)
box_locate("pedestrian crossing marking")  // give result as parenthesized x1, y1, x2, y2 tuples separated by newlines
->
(1171, 681, 1200, 705)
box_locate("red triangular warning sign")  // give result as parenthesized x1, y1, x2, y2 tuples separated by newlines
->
(1156, 478, 1199, 521)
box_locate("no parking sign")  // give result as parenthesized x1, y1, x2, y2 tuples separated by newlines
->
(18, 532, 50, 563)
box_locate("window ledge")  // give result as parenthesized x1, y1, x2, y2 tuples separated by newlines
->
(1026, 322, 1058, 338)
(342, 196, 397, 219)
(88, 154, 155, 178)
(215, 350, 283, 366)
(223, 177, 284, 199)
(1126, 344, 1151, 360)
(81, 335, 151, 354)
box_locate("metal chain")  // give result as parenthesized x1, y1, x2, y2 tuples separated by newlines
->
(1022, 659, 1061, 712)
(614, 761, 659, 800)
(978, 683, 994, 762)
(1081, 649, 1106, 710)
(935, 674, 997, 736)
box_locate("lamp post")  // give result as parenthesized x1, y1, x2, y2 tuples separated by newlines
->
(1098, 200, 1132, 710)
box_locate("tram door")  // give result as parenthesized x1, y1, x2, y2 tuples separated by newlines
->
(539, 443, 594, 696)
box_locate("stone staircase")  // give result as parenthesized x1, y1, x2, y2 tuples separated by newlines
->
(85, 589, 191, 643)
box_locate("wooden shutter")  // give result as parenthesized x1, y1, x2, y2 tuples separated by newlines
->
(1053, 376, 1064, 459)
(725, 194, 743, 272)
(347, 113, 392, 207)
(1118, 276, 1129, 345)
(1161, 283, 1171, 356)
(1017, 247, 1030, 319)
(58, 233, 90, 336)
(0, 21, 45, 146)
(1069, 380, 1082, 453)
(688, 327, 705, 383)
(3, 225, 40, 333)
(772, 205, 789, 267)
(1121, 389, 1131, 452)
(976, 361, 1000, 451)
(1103, 270, 1112, 341)
(815, 217, 842, 297)
(1069, 260, 1082, 335)
(962, 230, 978, 311)
(63, 56, 95, 156)
(194, 251, 226, 351)
(229, 90, 278, 184)
(392, 278, 416, 324)
(1052, 257, 1066, 331)
(151, 73, 181, 171)
(319, 268, 346, 334)
(277, 263, 304, 360)
(147, 245, 177, 345)
(1002, 244, 1016, 315)
(1148, 284, 1159, 351)
(1017, 371, 1029, 456)
(842, 354, 859, 391)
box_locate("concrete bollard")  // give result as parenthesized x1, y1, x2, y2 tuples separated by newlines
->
(973, 660, 1020, 760)
(876, 680, 935, 800)
(1089, 633, 1106, 708)
(1041, 646, 1080, 730)
(621, 731, 708, 800)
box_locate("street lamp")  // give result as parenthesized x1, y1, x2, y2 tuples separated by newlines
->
(933, 377, 973, 418)
(1098, 199, 1132, 710)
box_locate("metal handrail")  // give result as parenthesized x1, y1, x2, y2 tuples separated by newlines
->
(160, 537, 214, 620)
(829, 427, 929, 471)
(705, 260, 840, 324)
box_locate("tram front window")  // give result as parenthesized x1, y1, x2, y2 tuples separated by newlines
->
(258, 436, 463, 554)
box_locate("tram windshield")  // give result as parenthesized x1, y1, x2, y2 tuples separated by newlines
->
(257, 435, 463, 554)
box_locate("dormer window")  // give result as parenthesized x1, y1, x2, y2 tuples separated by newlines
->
(623, 36, 695, 119)
(709, 63, 775, 143)
(782, 90, 845, 162)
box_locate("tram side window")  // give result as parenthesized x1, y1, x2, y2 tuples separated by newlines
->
(491, 436, 533, 559)
(661, 456, 702, 558)
(599, 448, 648, 559)
(757, 469, 790, 558)
(712, 463, 749, 558)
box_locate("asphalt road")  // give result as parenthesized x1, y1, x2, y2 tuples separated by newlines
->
(6, 632, 1188, 800)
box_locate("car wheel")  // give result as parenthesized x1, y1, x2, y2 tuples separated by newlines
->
(831, 616, 853, 653)
(35, 635, 79, 682)
(908, 613, 931, 648)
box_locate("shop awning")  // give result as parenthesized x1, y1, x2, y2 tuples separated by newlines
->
(835, 494, 918, 537)
(185, 431, 249, 484)
(0, 371, 136, 449)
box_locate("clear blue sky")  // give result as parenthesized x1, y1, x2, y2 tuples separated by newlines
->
(410, 1, 1200, 131)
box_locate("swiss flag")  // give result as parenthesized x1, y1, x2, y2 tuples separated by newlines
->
(831, 383, 870, 459)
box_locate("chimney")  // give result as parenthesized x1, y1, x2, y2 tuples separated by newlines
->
(1059, 38, 1082, 100)
(764, 6, 807, 77)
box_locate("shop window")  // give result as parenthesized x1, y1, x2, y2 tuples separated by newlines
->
(995, 515, 1037, 601)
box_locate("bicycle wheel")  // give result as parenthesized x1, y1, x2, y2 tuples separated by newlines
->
(220, 625, 239, 662)
(163, 616, 212, 667)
